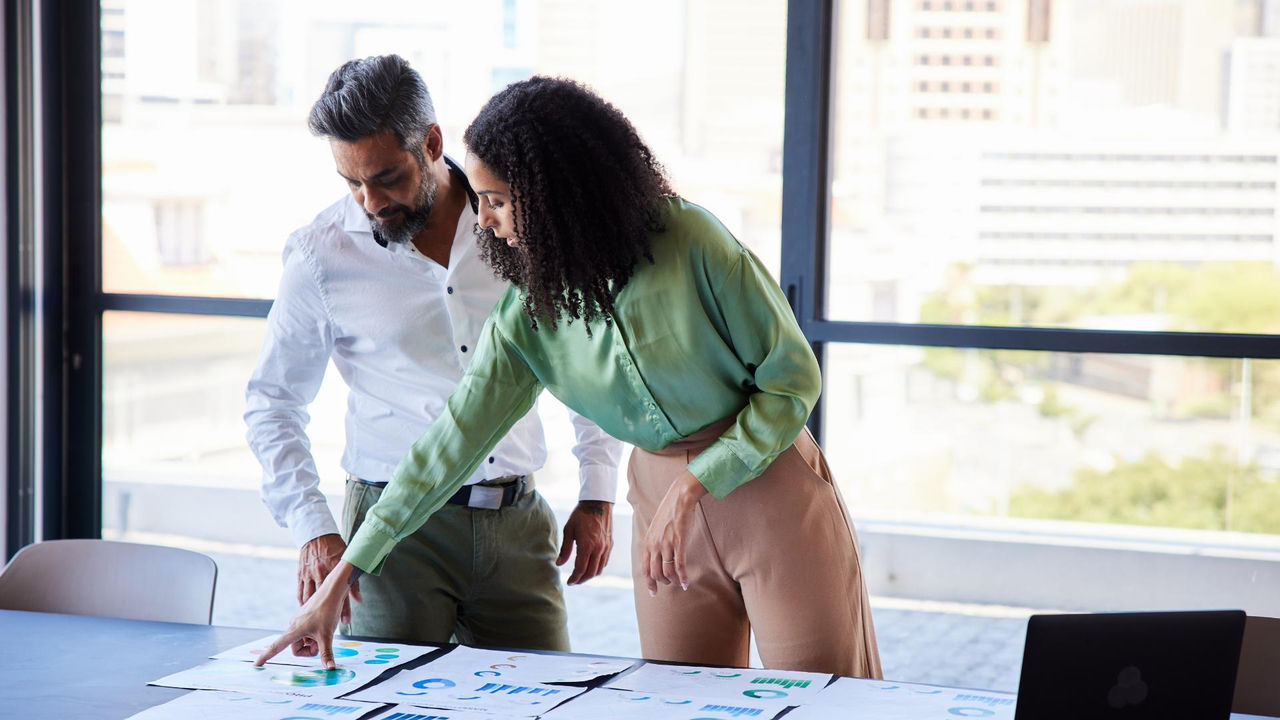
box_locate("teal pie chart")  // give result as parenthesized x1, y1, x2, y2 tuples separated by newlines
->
(271, 668, 356, 687)
(742, 688, 788, 699)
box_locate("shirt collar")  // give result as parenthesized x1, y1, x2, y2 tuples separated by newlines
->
(340, 153, 479, 246)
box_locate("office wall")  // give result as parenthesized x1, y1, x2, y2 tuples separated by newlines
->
(859, 519, 1280, 616)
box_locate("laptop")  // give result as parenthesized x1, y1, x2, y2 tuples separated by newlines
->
(1013, 609, 1247, 720)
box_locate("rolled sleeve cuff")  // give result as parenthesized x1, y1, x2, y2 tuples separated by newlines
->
(577, 465, 619, 504)
(288, 503, 341, 549)
(685, 441, 754, 500)
(342, 520, 398, 575)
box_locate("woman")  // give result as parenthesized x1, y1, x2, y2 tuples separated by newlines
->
(257, 76, 881, 678)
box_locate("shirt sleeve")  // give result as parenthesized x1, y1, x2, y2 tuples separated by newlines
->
(244, 232, 341, 548)
(684, 247, 822, 499)
(565, 409, 623, 503)
(343, 317, 544, 574)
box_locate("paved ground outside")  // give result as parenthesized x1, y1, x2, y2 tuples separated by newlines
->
(139, 498, 1032, 694)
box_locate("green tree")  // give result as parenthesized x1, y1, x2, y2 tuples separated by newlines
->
(1009, 446, 1280, 534)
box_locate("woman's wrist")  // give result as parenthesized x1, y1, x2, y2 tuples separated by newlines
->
(678, 470, 709, 505)
(313, 561, 355, 602)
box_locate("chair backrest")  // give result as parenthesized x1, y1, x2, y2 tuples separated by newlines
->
(0, 539, 217, 624)
(1233, 615, 1280, 717)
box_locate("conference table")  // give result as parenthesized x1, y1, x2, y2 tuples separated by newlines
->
(0, 609, 1272, 719)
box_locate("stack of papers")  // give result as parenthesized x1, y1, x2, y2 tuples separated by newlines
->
(142, 638, 637, 719)
(140, 636, 1017, 719)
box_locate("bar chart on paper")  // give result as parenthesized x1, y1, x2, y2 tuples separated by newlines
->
(603, 663, 833, 707)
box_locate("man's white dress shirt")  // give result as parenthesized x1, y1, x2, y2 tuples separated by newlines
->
(245, 192, 622, 548)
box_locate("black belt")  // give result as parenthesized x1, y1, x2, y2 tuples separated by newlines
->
(350, 474, 530, 510)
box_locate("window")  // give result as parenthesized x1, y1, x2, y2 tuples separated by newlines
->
(828, 0, 1280, 545)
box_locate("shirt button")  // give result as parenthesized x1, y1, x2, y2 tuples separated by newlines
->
(460, 345, 468, 353)
(447, 286, 454, 294)
(489, 457, 495, 464)
(647, 402, 656, 409)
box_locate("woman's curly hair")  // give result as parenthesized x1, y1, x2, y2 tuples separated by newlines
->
(463, 76, 673, 330)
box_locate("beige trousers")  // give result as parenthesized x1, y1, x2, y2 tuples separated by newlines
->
(627, 418, 882, 678)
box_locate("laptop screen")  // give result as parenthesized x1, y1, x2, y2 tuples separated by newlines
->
(1014, 610, 1246, 720)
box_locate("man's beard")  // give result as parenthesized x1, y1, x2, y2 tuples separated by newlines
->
(368, 170, 438, 246)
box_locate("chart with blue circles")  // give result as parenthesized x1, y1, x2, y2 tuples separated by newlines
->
(213, 634, 437, 672)
(344, 646, 605, 716)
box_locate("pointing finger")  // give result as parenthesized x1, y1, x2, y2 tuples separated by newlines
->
(253, 631, 295, 668)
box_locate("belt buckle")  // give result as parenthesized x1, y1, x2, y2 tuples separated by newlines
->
(468, 485, 504, 510)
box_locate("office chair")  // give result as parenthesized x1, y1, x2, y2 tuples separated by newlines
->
(1233, 614, 1280, 717)
(0, 538, 217, 624)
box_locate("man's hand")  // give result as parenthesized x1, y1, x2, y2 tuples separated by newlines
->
(557, 500, 613, 585)
(298, 533, 357, 623)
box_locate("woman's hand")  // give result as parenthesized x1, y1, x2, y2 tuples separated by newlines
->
(642, 469, 708, 596)
(253, 560, 362, 670)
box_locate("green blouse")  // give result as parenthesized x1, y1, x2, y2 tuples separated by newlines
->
(344, 198, 821, 573)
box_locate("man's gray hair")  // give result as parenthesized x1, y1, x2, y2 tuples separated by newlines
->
(308, 54, 437, 153)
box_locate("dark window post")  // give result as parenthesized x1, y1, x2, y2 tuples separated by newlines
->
(780, 0, 836, 442)
(39, 0, 102, 540)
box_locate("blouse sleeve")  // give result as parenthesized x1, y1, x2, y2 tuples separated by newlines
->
(684, 247, 822, 499)
(342, 316, 544, 573)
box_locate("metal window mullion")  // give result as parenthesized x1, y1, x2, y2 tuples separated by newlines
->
(4, 0, 37, 558)
(98, 293, 273, 319)
(780, 0, 836, 443)
(58, 0, 103, 539)
(806, 321, 1280, 360)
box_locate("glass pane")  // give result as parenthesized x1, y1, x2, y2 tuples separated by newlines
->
(101, 312, 311, 627)
(824, 343, 1280, 537)
(830, 0, 1280, 334)
(101, 0, 786, 297)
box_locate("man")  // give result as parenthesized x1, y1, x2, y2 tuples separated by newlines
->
(245, 54, 621, 651)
